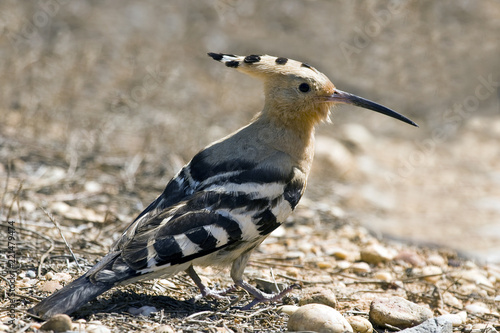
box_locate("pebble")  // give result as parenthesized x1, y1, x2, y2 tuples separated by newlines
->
(53, 272, 73, 282)
(369, 296, 433, 329)
(422, 265, 443, 283)
(336, 260, 352, 270)
(346, 316, 373, 333)
(299, 287, 338, 308)
(287, 304, 353, 333)
(437, 311, 466, 326)
(86, 324, 112, 333)
(84, 180, 103, 193)
(427, 254, 446, 266)
(129, 305, 158, 316)
(465, 302, 489, 314)
(397, 317, 452, 333)
(45, 272, 54, 280)
(360, 244, 395, 264)
(40, 314, 72, 332)
(351, 262, 371, 274)
(277, 305, 299, 315)
(26, 270, 36, 278)
(157, 279, 177, 289)
(39, 280, 63, 293)
(459, 269, 494, 288)
(395, 251, 426, 267)
(327, 247, 349, 260)
(486, 264, 500, 283)
(442, 293, 462, 309)
(285, 251, 305, 260)
(155, 325, 176, 333)
(317, 261, 334, 269)
(374, 271, 393, 282)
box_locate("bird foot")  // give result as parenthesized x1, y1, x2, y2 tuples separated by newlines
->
(237, 281, 301, 310)
(195, 284, 238, 301)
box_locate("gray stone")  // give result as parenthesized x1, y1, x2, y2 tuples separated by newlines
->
(398, 317, 453, 333)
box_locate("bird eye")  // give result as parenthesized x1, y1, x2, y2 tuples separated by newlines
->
(298, 83, 310, 93)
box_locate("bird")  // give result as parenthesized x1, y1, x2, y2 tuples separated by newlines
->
(30, 53, 417, 319)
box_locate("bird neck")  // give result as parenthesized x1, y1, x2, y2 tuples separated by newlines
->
(252, 110, 316, 176)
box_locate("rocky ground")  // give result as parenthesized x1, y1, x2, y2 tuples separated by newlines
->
(1, 1, 500, 332)
(1, 194, 499, 332)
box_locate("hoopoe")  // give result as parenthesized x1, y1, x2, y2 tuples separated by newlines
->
(30, 53, 417, 319)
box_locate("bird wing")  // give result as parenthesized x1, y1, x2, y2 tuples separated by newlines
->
(105, 149, 306, 279)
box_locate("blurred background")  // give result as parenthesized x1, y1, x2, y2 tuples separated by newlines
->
(1, 1, 499, 262)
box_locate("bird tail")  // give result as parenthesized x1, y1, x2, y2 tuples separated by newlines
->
(29, 274, 113, 319)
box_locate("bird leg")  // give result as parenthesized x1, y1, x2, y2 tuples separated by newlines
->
(230, 250, 300, 309)
(186, 265, 237, 300)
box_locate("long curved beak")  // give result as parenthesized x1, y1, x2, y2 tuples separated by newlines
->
(326, 89, 418, 127)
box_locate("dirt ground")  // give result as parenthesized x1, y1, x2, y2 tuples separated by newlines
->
(1, 1, 500, 332)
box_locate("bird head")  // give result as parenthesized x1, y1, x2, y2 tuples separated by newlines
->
(208, 53, 417, 132)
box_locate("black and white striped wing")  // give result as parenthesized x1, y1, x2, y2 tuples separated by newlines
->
(113, 155, 306, 279)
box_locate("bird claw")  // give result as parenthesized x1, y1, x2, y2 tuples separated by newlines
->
(195, 284, 238, 301)
(238, 282, 301, 310)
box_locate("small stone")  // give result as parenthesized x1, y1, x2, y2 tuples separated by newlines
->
(158, 279, 177, 289)
(287, 304, 353, 333)
(40, 314, 72, 332)
(317, 261, 334, 269)
(336, 260, 351, 270)
(53, 272, 72, 282)
(327, 247, 349, 260)
(285, 251, 305, 260)
(86, 324, 111, 333)
(442, 293, 462, 309)
(286, 267, 300, 277)
(437, 311, 466, 326)
(465, 302, 489, 314)
(39, 281, 63, 293)
(422, 266, 443, 283)
(84, 180, 103, 193)
(351, 262, 371, 274)
(459, 269, 494, 288)
(369, 296, 433, 329)
(347, 316, 373, 333)
(26, 270, 36, 278)
(395, 251, 426, 267)
(360, 244, 395, 264)
(397, 317, 452, 333)
(277, 305, 299, 315)
(45, 272, 54, 280)
(427, 254, 446, 266)
(374, 271, 393, 282)
(155, 325, 175, 333)
(486, 264, 500, 282)
(299, 287, 338, 308)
